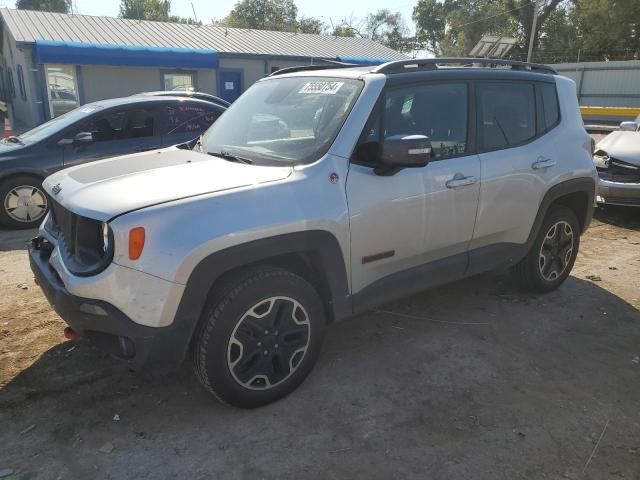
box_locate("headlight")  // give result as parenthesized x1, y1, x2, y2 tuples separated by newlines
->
(593, 151, 610, 169)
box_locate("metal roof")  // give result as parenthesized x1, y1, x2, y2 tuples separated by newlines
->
(1, 8, 406, 61)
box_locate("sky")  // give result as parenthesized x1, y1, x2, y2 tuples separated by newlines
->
(6, 0, 419, 31)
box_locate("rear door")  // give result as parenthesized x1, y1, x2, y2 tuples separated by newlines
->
(160, 101, 223, 146)
(61, 106, 161, 167)
(469, 80, 552, 263)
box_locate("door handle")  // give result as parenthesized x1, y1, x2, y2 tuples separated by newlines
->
(532, 157, 556, 170)
(445, 176, 477, 188)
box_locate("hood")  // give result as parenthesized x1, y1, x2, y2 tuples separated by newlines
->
(0, 140, 27, 156)
(596, 130, 640, 165)
(43, 148, 292, 221)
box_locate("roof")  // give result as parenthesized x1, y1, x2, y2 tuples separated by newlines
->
(0, 8, 406, 62)
(88, 95, 219, 109)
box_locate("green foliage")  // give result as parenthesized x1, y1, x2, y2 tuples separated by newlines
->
(221, 0, 299, 31)
(16, 0, 70, 13)
(332, 10, 414, 53)
(571, 0, 640, 60)
(119, 0, 169, 21)
(297, 16, 326, 34)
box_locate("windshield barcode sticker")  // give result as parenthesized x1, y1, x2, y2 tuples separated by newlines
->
(299, 81, 344, 95)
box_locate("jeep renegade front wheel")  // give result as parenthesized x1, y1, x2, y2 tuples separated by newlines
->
(512, 206, 580, 293)
(191, 267, 326, 408)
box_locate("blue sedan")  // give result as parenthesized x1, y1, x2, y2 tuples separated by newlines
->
(0, 95, 225, 228)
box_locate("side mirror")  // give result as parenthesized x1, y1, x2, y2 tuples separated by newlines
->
(379, 134, 432, 173)
(74, 131, 93, 145)
(619, 121, 638, 132)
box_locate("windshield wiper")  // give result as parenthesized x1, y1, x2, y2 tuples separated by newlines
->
(2, 136, 24, 145)
(208, 150, 253, 164)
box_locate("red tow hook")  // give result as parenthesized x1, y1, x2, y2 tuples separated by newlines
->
(64, 327, 80, 340)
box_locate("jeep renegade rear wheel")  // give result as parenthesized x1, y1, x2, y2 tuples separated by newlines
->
(512, 206, 580, 293)
(191, 267, 326, 408)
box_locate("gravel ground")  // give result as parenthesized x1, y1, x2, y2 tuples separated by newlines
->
(0, 206, 639, 480)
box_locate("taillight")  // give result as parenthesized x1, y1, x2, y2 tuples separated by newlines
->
(128, 227, 145, 260)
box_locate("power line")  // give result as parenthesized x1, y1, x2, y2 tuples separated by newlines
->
(451, 1, 533, 29)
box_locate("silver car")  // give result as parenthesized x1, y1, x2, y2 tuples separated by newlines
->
(29, 59, 596, 408)
(594, 114, 640, 207)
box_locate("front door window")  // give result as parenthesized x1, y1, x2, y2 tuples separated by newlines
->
(46, 65, 79, 118)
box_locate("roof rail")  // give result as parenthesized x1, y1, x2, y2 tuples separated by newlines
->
(269, 61, 358, 77)
(371, 57, 557, 75)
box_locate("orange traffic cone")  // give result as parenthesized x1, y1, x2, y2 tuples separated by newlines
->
(3, 117, 14, 138)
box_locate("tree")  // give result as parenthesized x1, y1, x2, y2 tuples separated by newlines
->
(571, 0, 640, 60)
(119, 0, 169, 21)
(222, 0, 298, 31)
(504, 0, 564, 59)
(332, 10, 414, 53)
(297, 16, 326, 34)
(16, 0, 70, 13)
(414, 0, 514, 56)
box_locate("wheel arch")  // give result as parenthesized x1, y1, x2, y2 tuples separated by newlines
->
(527, 177, 596, 247)
(161, 230, 351, 367)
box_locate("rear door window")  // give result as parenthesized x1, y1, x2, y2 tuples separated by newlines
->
(75, 108, 157, 142)
(478, 82, 536, 151)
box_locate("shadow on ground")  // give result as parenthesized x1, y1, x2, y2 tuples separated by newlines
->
(1, 271, 639, 480)
(594, 205, 640, 231)
(0, 227, 36, 251)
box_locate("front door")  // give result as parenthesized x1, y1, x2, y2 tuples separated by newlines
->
(219, 70, 243, 103)
(61, 107, 162, 168)
(347, 81, 480, 303)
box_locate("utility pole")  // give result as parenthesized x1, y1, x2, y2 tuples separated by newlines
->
(526, 0, 539, 63)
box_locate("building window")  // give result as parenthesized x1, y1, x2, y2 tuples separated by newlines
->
(17, 65, 26, 100)
(163, 72, 195, 92)
(6, 68, 15, 98)
(45, 65, 79, 118)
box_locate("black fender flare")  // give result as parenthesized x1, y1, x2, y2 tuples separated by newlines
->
(526, 176, 596, 248)
(152, 230, 351, 368)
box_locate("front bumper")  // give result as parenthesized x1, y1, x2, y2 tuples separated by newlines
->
(597, 176, 640, 207)
(29, 237, 183, 368)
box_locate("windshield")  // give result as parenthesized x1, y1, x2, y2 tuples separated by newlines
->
(18, 104, 103, 144)
(201, 77, 363, 165)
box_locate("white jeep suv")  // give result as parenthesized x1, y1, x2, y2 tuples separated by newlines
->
(30, 59, 596, 408)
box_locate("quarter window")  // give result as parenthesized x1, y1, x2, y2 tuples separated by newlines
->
(539, 82, 560, 131)
(479, 82, 536, 151)
(164, 104, 221, 135)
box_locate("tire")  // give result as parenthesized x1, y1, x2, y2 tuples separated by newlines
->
(511, 206, 580, 293)
(0, 175, 49, 229)
(191, 267, 326, 408)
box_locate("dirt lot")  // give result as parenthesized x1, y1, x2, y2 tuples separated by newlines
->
(1, 207, 639, 480)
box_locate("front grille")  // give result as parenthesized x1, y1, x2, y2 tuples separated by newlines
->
(49, 199, 113, 276)
(598, 157, 640, 183)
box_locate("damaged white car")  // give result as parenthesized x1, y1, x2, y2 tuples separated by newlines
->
(594, 114, 640, 207)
